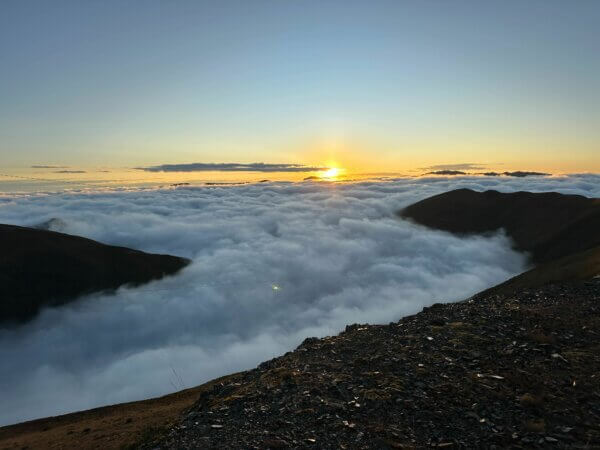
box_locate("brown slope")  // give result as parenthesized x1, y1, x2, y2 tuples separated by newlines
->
(0, 373, 241, 450)
(478, 245, 600, 297)
(400, 188, 600, 264)
(0, 224, 190, 324)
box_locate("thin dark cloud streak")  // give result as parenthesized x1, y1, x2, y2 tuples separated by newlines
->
(424, 170, 468, 176)
(138, 162, 328, 173)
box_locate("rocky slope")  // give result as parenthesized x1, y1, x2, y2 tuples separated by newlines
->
(400, 189, 600, 264)
(0, 224, 190, 324)
(145, 279, 600, 449)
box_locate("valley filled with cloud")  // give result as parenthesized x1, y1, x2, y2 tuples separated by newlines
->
(0, 174, 598, 425)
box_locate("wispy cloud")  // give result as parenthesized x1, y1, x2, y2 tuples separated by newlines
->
(137, 163, 328, 173)
(54, 170, 86, 174)
(31, 165, 69, 169)
(419, 163, 487, 171)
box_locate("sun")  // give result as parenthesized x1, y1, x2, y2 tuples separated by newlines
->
(321, 167, 341, 178)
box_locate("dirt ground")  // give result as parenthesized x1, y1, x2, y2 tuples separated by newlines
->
(0, 373, 239, 450)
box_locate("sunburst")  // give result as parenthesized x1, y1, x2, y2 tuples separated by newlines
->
(320, 167, 341, 178)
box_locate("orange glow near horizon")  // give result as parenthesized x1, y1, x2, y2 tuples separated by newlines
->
(320, 167, 341, 178)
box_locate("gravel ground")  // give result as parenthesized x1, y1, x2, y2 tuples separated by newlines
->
(144, 279, 600, 449)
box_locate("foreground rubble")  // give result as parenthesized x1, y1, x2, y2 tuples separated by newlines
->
(146, 280, 600, 449)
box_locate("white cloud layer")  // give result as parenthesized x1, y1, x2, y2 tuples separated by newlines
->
(0, 174, 598, 425)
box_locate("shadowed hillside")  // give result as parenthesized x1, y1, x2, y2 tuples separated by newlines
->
(479, 245, 600, 297)
(400, 188, 600, 264)
(0, 224, 190, 324)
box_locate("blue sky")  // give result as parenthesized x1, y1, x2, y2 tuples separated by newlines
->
(1, 0, 598, 173)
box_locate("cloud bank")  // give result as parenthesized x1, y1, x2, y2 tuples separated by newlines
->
(0, 174, 599, 425)
(138, 162, 328, 172)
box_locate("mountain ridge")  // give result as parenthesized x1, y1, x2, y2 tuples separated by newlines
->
(0, 224, 190, 324)
(400, 188, 600, 264)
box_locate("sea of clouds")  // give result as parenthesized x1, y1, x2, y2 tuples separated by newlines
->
(0, 174, 598, 425)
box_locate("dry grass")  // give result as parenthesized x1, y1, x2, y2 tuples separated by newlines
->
(0, 373, 240, 450)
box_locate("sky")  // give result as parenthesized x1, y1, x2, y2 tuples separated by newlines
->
(1, 0, 599, 176)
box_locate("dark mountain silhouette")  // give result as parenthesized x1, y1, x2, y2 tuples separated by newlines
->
(479, 171, 550, 177)
(0, 224, 190, 324)
(502, 171, 549, 177)
(400, 188, 600, 264)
